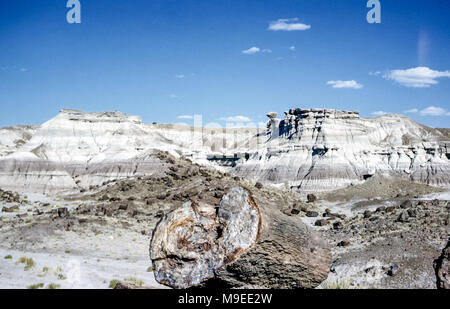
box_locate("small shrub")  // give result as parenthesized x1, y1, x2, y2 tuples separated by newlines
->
(4, 255, 12, 260)
(64, 250, 71, 254)
(25, 258, 35, 270)
(47, 283, 61, 289)
(146, 266, 153, 272)
(124, 277, 144, 287)
(320, 279, 352, 290)
(109, 279, 120, 289)
(38, 266, 50, 277)
(57, 273, 67, 280)
(17, 256, 35, 270)
(27, 283, 44, 289)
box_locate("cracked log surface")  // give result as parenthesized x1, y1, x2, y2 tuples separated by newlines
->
(150, 186, 331, 289)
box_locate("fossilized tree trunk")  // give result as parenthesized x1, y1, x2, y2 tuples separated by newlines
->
(150, 186, 331, 289)
(434, 238, 450, 289)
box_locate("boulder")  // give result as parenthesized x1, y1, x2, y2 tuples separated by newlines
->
(387, 264, 399, 277)
(397, 211, 410, 223)
(2, 205, 19, 213)
(337, 240, 350, 247)
(400, 200, 413, 209)
(363, 210, 373, 219)
(315, 219, 329, 227)
(57, 207, 69, 218)
(306, 211, 319, 218)
(307, 194, 317, 203)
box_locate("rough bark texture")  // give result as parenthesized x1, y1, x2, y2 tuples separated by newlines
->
(434, 238, 450, 289)
(150, 186, 331, 289)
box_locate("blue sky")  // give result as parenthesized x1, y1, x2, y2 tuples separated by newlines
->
(0, 0, 449, 128)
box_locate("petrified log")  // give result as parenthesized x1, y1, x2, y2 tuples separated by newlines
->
(150, 186, 331, 289)
(434, 238, 450, 289)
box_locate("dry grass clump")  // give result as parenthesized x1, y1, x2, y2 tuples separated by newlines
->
(319, 279, 353, 289)
(124, 277, 144, 287)
(17, 256, 35, 271)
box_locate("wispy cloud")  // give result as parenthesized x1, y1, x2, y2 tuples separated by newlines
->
(383, 67, 450, 88)
(175, 74, 185, 79)
(219, 115, 252, 122)
(242, 47, 260, 55)
(169, 94, 178, 99)
(241, 47, 272, 55)
(327, 80, 363, 89)
(1, 66, 28, 73)
(372, 111, 388, 116)
(289, 46, 296, 51)
(403, 108, 419, 114)
(419, 106, 450, 116)
(369, 71, 381, 76)
(268, 18, 311, 31)
(177, 115, 193, 119)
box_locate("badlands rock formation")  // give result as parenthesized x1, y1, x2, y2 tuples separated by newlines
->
(233, 109, 450, 192)
(0, 125, 38, 156)
(0, 108, 449, 193)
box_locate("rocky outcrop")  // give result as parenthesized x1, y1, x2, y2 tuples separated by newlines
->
(150, 186, 331, 289)
(0, 125, 38, 156)
(0, 110, 256, 192)
(434, 239, 450, 289)
(232, 108, 450, 192)
(0, 108, 449, 193)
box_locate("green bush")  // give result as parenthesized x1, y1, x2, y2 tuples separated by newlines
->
(47, 283, 61, 289)
(124, 277, 144, 287)
(17, 256, 35, 270)
(27, 283, 44, 289)
(109, 279, 120, 289)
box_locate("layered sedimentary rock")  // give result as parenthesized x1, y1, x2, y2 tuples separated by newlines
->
(0, 109, 258, 192)
(0, 108, 449, 193)
(150, 186, 331, 289)
(232, 109, 450, 192)
(0, 110, 183, 192)
(0, 125, 38, 156)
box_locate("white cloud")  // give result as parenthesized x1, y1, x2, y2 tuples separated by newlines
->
(372, 111, 388, 116)
(169, 94, 178, 99)
(369, 71, 381, 76)
(268, 18, 311, 31)
(175, 74, 185, 79)
(419, 106, 450, 116)
(403, 108, 419, 114)
(219, 115, 252, 122)
(327, 80, 363, 89)
(19, 68, 27, 73)
(383, 67, 450, 88)
(177, 115, 193, 119)
(242, 47, 260, 55)
(262, 49, 272, 53)
(289, 46, 296, 51)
